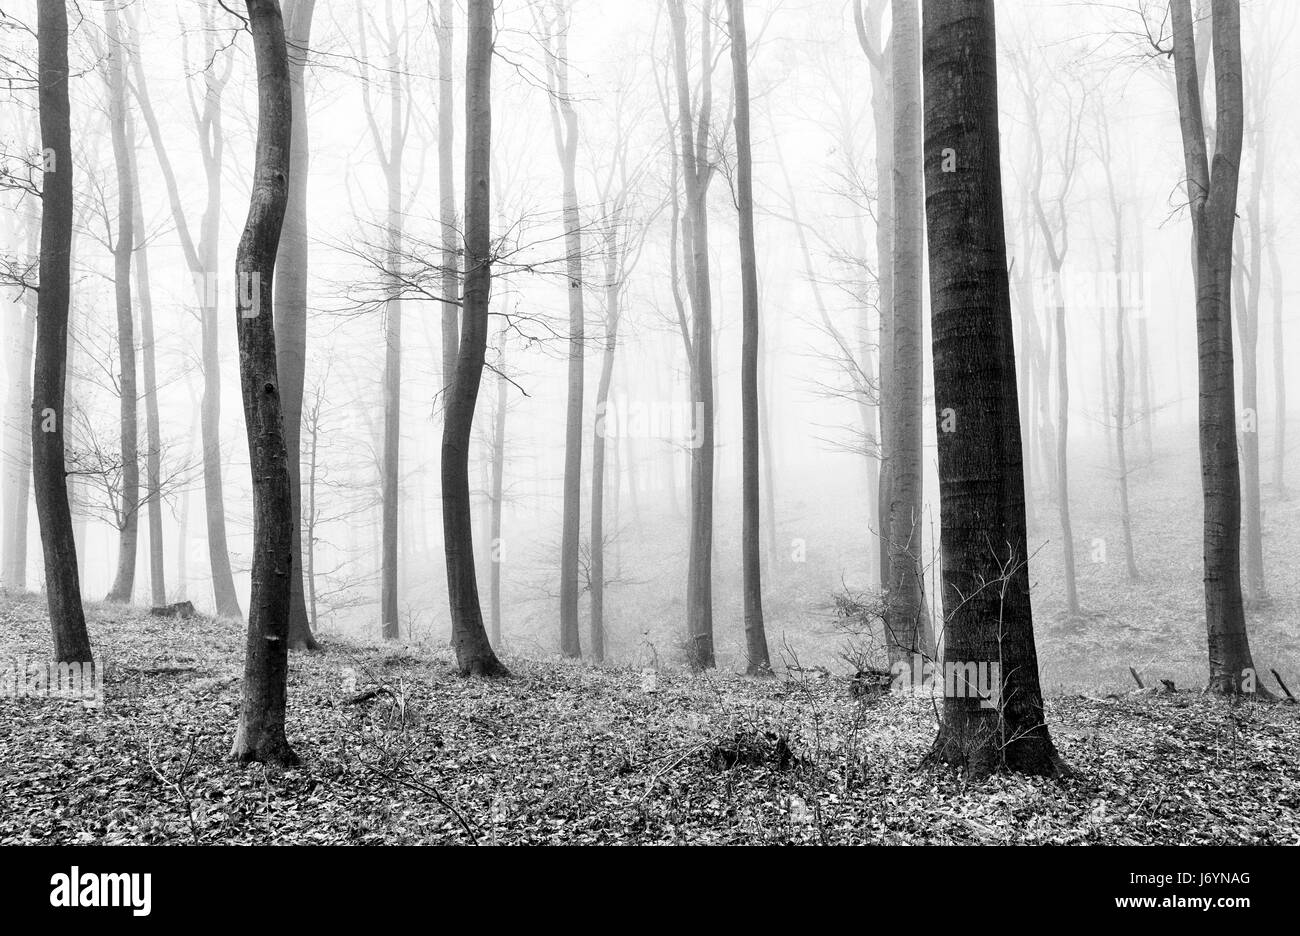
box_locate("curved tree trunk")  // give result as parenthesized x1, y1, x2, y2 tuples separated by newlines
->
(34, 0, 93, 664)
(442, 0, 510, 678)
(231, 0, 297, 766)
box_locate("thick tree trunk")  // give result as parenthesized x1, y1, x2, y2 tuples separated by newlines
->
(1171, 0, 1263, 696)
(885, 0, 929, 666)
(105, 4, 138, 605)
(231, 0, 297, 766)
(442, 0, 510, 678)
(34, 0, 93, 663)
(275, 0, 319, 650)
(922, 0, 1064, 777)
(728, 0, 771, 675)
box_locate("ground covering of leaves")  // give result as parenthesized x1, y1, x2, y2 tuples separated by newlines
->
(1, 590, 1297, 845)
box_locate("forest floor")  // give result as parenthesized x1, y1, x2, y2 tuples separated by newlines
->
(2, 589, 1298, 845)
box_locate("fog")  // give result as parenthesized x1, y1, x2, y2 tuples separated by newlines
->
(3, 0, 1298, 688)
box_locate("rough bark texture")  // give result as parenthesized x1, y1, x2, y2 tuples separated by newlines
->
(231, 0, 297, 766)
(1171, 0, 1263, 696)
(728, 0, 771, 676)
(922, 0, 1064, 777)
(275, 0, 319, 649)
(104, 4, 139, 605)
(442, 0, 510, 678)
(34, 0, 93, 664)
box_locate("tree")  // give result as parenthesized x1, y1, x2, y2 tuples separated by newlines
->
(103, 2, 138, 604)
(666, 0, 718, 670)
(885, 0, 930, 665)
(275, 0, 320, 649)
(535, 0, 585, 659)
(727, 0, 771, 675)
(922, 0, 1064, 776)
(33, 0, 93, 664)
(1015, 49, 1085, 616)
(853, 0, 893, 590)
(1170, 0, 1264, 696)
(357, 0, 414, 641)
(441, 0, 509, 678)
(231, 0, 297, 765)
(129, 3, 242, 618)
(1, 209, 36, 590)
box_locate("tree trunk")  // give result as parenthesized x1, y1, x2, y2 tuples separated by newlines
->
(437, 0, 459, 402)
(2, 215, 36, 590)
(1235, 156, 1265, 606)
(489, 323, 507, 649)
(104, 4, 138, 605)
(667, 0, 716, 670)
(129, 10, 242, 619)
(128, 136, 166, 607)
(34, 0, 93, 663)
(231, 0, 297, 766)
(727, 0, 771, 676)
(1268, 233, 1286, 500)
(442, 0, 510, 678)
(885, 0, 929, 665)
(922, 0, 1064, 777)
(589, 214, 620, 665)
(1113, 215, 1140, 580)
(275, 0, 319, 650)
(1171, 0, 1263, 696)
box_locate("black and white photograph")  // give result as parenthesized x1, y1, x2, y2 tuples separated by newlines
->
(0, 0, 1295, 903)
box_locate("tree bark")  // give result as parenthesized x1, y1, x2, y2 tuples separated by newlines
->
(1171, 0, 1264, 696)
(442, 0, 510, 678)
(667, 0, 716, 670)
(727, 0, 771, 676)
(231, 0, 297, 766)
(885, 0, 929, 666)
(104, 3, 139, 605)
(34, 0, 93, 663)
(275, 0, 319, 649)
(922, 0, 1064, 776)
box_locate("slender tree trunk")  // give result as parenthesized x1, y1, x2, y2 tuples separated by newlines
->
(589, 213, 622, 664)
(1171, 0, 1264, 696)
(885, 0, 928, 665)
(1235, 160, 1265, 605)
(1136, 221, 1154, 462)
(1113, 212, 1140, 580)
(922, 0, 1064, 776)
(1268, 232, 1286, 499)
(728, 0, 770, 675)
(105, 4, 138, 604)
(34, 0, 93, 663)
(540, 1, 585, 659)
(489, 322, 507, 649)
(437, 0, 459, 400)
(130, 135, 166, 606)
(276, 0, 319, 649)
(667, 0, 716, 670)
(305, 398, 319, 631)
(130, 12, 241, 618)
(442, 0, 509, 678)
(231, 0, 297, 766)
(2, 216, 36, 590)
